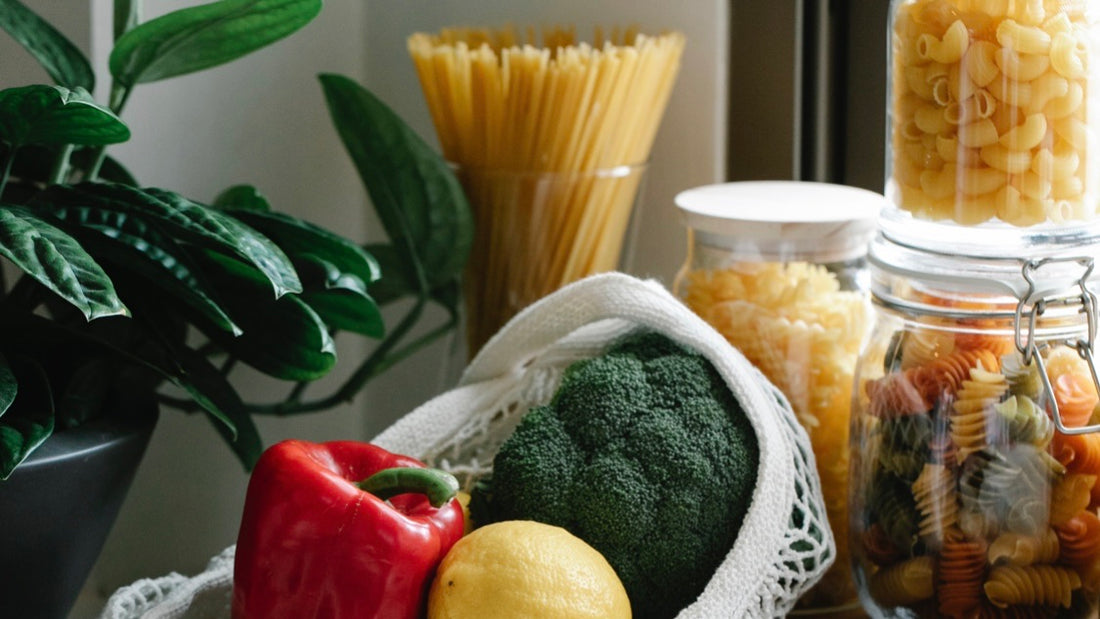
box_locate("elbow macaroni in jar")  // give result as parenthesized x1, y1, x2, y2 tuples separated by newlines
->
(889, 0, 1099, 227)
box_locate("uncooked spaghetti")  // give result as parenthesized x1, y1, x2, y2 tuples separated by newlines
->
(408, 26, 684, 353)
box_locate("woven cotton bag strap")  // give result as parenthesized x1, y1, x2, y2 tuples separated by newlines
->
(457, 272, 801, 616)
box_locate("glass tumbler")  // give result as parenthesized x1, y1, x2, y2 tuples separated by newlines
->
(454, 163, 647, 356)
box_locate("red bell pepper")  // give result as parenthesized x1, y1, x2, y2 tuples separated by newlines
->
(231, 439, 465, 619)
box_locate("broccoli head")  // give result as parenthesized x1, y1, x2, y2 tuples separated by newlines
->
(470, 330, 760, 619)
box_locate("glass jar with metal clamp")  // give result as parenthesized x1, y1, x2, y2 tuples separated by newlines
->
(883, 0, 1100, 259)
(849, 236, 1100, 618)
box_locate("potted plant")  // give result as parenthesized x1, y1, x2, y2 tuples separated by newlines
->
(0, 0, 473, 616)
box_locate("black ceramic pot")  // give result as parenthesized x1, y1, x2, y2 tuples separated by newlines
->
(0, 400, 158, 619)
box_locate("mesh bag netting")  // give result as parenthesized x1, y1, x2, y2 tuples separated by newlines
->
(101, 273, 834, 619)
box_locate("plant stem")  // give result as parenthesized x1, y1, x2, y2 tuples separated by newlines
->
(49, 144, 74, 184)
(114, 0, 142, 41)
(0, 145, 17, 198)
(86, 84, 133, 181)
(85, 149, 109, 182)
(286, 380, 310, 403)
(108, 82, 132, 115)
(361, 312, 457, 382)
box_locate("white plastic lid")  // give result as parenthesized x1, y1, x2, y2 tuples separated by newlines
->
(674, 181, 885, 262)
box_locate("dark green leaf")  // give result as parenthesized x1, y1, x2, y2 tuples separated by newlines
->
(362, 242, 411, 306)
(228, 208, 380, 284)
(143, 187, 301, 297)
(296, 255, 383, 338)
(227, 209, 383, 337)
(0, 85, 129, 147)
(32, 183, 301, 298)
(0, 352, 16, 420)
(214, 184, 270, 212)
(63, 298, 240, 442)
(294, 253, 369, 294)
(0, 180, 37, 206)
(0, 0, 95, 90)
(56, 358, 115, 429)
(0, 310, 176, 381)
(319, 74, 473, 297)
(114, 0, 141, 42)
(0, 204, 128, 320)
(46, 204, 241, 335)
(0, 310, 226, 442)
(0, 355, 54, 479)
(300, 289, 383, 338)
(200, 250, 336, 381)
(109, 0, 322, 87)
(172, 347, 263, 470)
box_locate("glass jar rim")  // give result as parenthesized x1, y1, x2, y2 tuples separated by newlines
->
(869, 233, 1100, 300)
(877, 200, 1100, 260)
(869, 235, 1100, 361)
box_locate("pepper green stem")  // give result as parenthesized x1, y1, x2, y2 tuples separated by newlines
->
(358, 466, 459, 508)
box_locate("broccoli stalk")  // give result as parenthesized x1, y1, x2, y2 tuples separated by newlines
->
(471, 331, 760, 619)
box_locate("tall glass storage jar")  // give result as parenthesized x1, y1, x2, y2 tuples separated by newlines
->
(885, 0, 1100, 256)
(672, 181, 882, 615)
(852, 238, 1100, 618)
(860, 1, 1100, 616)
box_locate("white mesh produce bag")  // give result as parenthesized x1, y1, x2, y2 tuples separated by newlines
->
(101, 272, 833, 619)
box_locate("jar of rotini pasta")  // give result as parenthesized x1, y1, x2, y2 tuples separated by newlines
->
(672, 181, 882, 616)
(852, 233, 1100, 618)
(885, 0, 1100, 256)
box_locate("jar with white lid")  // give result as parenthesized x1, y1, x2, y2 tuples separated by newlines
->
(851, 234, 1100, 618)
(885, 0, 1100, 256)
(672, 180, 883, 615)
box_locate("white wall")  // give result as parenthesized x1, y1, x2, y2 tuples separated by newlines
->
(5, 2, 729, 616)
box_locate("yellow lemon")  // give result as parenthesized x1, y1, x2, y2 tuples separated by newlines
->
(427, 520, 631, 619)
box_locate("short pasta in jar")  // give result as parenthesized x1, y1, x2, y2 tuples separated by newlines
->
(852, 276, 1100, 618)
(886, 0, 1100, 233)
(673, 181, 881, 614)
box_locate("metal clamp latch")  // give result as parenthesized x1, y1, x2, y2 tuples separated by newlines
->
(1013, 256, 1100, 435)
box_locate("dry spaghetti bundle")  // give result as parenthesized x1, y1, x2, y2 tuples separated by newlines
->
(408, 26, 685, 352)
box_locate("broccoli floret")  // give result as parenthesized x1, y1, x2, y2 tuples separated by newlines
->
(553, 354, 649, 451)
(471, 330, 760, 619)
(484, 407, 583, 524)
